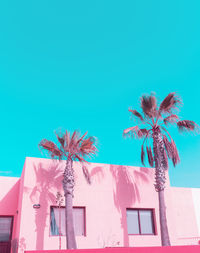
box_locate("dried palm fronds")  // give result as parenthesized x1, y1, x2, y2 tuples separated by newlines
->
(39, 130, 97, 162)
(163, 135, 180, 166)
(171, 139, 180, 166)
(159, 92, 181, 114)
(123, 126, 149, 139)
(64, 130, 71, 152)
(140, 95, 157, 118)
(163, 115, 179, 125)
(146, 146, 154, 167)
(177, 120, 199, 132)
(80, 137, 97, 157)
(39, 139, 62, 159)
(55, 132, 65, 148)
(129, 109, 144, 121)
(163, 135, 173, 159)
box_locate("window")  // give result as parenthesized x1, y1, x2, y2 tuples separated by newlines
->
(126, 209, 155, 235)
(50, 207, 85, 236)
(0, 217, 13, 242)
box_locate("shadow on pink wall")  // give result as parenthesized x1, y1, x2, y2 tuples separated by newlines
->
(0, 179, 20, 214)
(0, 179, 20, 251)
(30, 162, 63, 251)
(90, 166, 105, 183)
(110, 165, 150, 247)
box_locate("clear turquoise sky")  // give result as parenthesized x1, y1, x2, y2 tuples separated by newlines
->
(0, 0, 200, 187)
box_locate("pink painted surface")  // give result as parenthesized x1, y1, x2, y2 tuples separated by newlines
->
(17, 157, 164, 252)
(0, 176, 20, 215)
(170, 187, 200, 245)
(0, 176, 20, 249)
(24, 245, 200, 253)
(1, 157, 200, 253)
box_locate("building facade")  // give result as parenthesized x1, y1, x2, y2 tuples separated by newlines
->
(1, 157, 200, 253)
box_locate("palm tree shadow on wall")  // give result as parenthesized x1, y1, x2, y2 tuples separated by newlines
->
(30, 161, 63, 250)
(110, 165, 150, 247)
(90, 166, 105, 183)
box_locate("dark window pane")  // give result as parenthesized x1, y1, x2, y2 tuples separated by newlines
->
(126, 210, 139, 234)
(0, 217, 12, 242)
(50, 208, 59, 236)
(139, 210, 154, 234)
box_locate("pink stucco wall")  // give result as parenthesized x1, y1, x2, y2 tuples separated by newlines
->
(170, 187, 200, 245)
(0, 176, 20, 252)
(1, 157, 200, 253)
(16, 157, 166, 252)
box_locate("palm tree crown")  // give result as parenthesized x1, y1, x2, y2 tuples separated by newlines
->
(124, 92, 198, 175)
(39, 130, 97, 162)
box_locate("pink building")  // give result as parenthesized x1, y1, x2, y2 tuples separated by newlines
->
(1, 157, 200, 253)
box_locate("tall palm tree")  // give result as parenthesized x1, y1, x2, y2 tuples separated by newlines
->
(39, 130, 97, 249)
(123, 93, 199, 246)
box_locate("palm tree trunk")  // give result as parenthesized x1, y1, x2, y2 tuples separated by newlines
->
(158, 190, 170, 246)
(62, 157, 77, 249)
(153, 127, 171, 246)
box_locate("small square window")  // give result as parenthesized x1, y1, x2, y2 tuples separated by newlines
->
(50, 207, 85, 236)
(126, 209, 155, 235)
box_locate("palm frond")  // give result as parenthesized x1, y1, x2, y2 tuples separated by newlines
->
(55, 132, 65, 148)
(171, 139, 180, 166)
(64, 130, 71, 151)
(159, 92, 181, 114)
(163, 115, 179, 126)
(129, 109, 144, 121)
(163, 135, 180, 166)
(68, 130, 82, 155)
(163, 135, 173, 159)
(138, 129, 149, 138)
(80, 137, 97, 156)
(39, 139, 63, 159)
(146, 146, 154, 167)
(140, 94, 157, 118)
(74, 154, 86, 162)
(123, 126, 149, 138)
(77, 131, 88, 144)
(177, 120, 199, 132)
(123, 126, 138, 137)
(141, 145, 145, 166)
(69, 130, 79, 150)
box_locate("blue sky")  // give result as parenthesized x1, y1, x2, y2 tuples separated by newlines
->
(0, 0, 200, 187)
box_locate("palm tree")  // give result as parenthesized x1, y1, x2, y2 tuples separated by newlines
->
(123, 92, 199, 246)
(39, 130, 97, 249)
